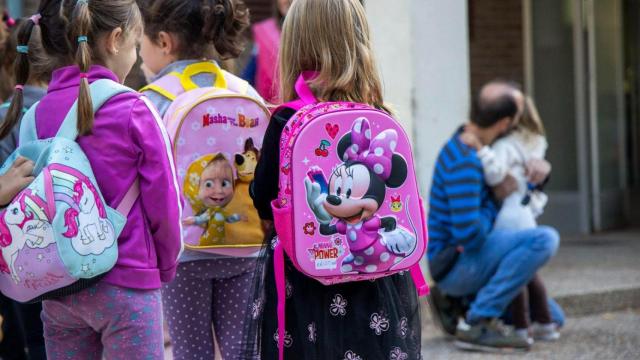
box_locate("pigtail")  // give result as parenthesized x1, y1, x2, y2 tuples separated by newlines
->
(202, 0, 249, 60)
(71, 0, 94, 135)
(0, 16, 38, 140)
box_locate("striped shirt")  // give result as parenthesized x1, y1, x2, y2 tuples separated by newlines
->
(427, 128, 498, 260)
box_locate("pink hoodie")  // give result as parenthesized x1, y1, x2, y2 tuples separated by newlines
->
(34, 65, 183, 290)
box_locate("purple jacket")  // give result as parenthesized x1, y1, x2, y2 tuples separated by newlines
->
(34, 65, 183, 290)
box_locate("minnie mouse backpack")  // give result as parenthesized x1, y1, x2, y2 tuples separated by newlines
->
(271, 73, 429, 359)
(141, 62, 270, 256)
(0, 79, 139, 303)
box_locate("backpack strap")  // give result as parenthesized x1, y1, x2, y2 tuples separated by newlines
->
(410, 264, 430, 297)
(273, 71, 319, 114)
(274, 238, 286, 360)
(140, 83, 178, 101)
(115, 178, 140, 217)
(141, 61, 251, 100)
(56, 79, 133, 141)
(18, 102, 40, 145)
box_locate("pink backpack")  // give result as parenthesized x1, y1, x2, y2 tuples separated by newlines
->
(271, 73, 429, 359)
(142, 62, 270, 257)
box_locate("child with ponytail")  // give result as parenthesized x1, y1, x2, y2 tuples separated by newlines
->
(137, 1, 262, 359)
(0, 12, 50, 359)
(2, 1, 183, 358)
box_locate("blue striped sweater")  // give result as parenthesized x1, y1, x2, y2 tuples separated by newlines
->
(427, 129, 498, 260)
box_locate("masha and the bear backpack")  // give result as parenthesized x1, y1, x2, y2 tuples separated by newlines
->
(142, 62, 270, 257)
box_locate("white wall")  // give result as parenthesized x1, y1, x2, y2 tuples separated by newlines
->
(411, 0, 470, 195)
(367, 0, 470, 196)
(366, 0, 414, 138)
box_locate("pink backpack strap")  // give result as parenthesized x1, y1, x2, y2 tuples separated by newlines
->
(274, 238, 286, 360)
(272, 71, 319, 114)
(140, 74, 183, 101)
(115, 178, 140, 217)
(410, 264, 430, 297)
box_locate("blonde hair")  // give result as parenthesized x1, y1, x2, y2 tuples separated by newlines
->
(517, 96, 545, 136)
(278, 0, 386, 110)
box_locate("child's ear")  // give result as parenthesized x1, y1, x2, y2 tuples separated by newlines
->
(105, 27, 124, 55)
(157, 31, 176, 56)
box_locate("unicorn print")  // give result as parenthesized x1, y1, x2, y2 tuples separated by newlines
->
(63, 179, 116, 256)
(0, 193, 54, 284)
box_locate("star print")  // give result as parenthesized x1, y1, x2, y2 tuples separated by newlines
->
(17, 266, 23, 272)
(81, 264, 90, 273)
(64, 146, 73, 153)
(302, 157, 310, 165)
(37, 254, 44, 261)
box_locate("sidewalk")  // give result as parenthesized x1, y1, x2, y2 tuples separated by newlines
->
(422, 229, 640, 358)
(540, 229, 640, 315)
(421, 308, 640, 359)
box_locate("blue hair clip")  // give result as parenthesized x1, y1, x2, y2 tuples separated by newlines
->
(77, 0, 89, 4)
(16, 45, 28, 54)
(77, 35, 88, 43)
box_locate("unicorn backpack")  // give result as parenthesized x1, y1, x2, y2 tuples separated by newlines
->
(142, 62, 270, 256)
(0, 79, 138, 303)
(271, 73, 429, 359)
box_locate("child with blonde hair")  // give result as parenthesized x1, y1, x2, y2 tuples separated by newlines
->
(246, 1, 422, 358)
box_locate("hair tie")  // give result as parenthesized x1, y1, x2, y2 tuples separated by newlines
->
(3, 11, 16, 27)
(16, 45, 29, 54)
(77, 35, 88, 43)
(15, 85, 24, 91)
(77, 0, 89, 4)
(29, 13, 41, 25)
(79, 73, 89, 79)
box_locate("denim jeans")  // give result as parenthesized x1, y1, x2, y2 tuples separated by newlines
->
(438, 226, 560, 324)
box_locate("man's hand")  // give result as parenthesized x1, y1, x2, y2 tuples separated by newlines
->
(0, 157, 35, 206)
(526, 159, 551, 185)
(492, 174, 518, 201)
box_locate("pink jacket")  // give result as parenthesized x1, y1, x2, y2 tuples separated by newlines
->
(34, 65, 182, 290)
(252, 18, 281, 104)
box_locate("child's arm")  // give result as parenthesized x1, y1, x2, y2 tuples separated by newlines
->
(477, 145, 510, 187)
(131, 98, 184, 283)
(459, 131, 512, 186)
(250, 107, 297, 220)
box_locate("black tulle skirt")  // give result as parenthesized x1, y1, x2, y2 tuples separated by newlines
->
(241, 234, 422, 360)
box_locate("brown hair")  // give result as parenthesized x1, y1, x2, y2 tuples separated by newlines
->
(139, 0, 250, 60)
(517, 96, 546, 136)
(0, 0, 142, 140)
(0, 0, 15, 101)
(278, 0, 386, 111)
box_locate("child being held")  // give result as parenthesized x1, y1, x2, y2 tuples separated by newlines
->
(463, 96, 549, 230)
(183, 154, 247, 246)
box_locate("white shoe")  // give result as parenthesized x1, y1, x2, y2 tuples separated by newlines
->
(531, 322, 560, 341)
(515, 328, 534, 346)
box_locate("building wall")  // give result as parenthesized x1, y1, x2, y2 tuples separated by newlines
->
(468, 0, 524, 93)
(367, 0, 470, 196)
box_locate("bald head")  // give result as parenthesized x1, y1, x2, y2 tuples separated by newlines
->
(471, 81, 524, 128)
